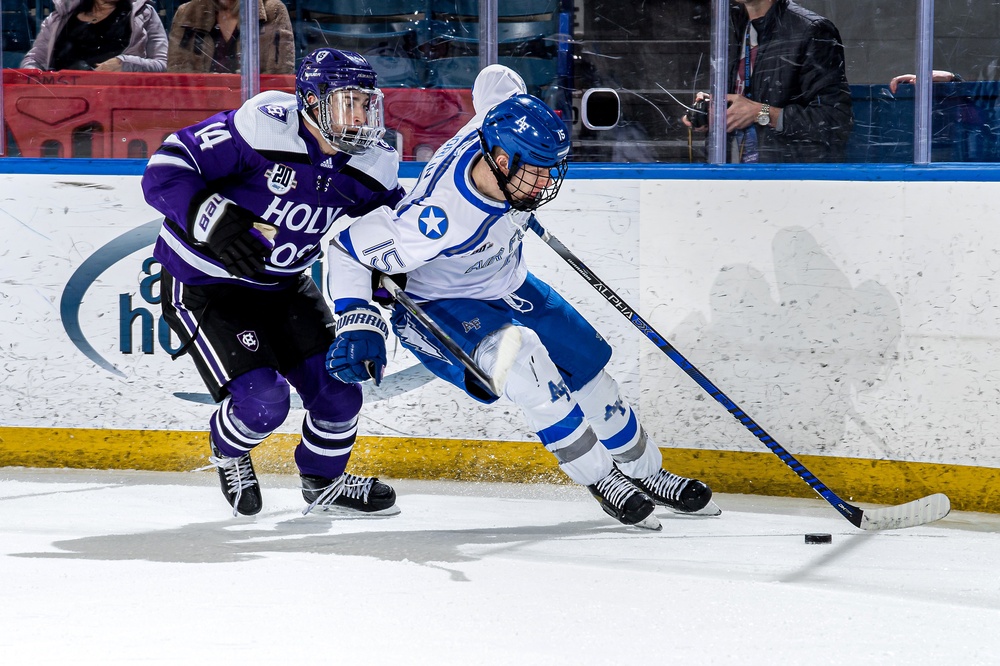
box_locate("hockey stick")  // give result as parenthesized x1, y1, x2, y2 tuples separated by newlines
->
(527, 216, 950, 531)
(379, 275, 521, 400)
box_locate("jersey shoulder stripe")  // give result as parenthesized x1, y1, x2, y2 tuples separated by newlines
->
(399, 129, 479, 216)
(344, 141, 400, 190)
(232, 90, 308, 156)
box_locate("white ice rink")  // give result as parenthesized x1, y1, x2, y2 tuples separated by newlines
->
(1, 467, 997, 665)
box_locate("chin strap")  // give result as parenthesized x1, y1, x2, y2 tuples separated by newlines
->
(478, 130, 524, 210)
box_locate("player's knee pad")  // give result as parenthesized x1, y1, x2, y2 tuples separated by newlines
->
(574, 370, 662, 478)
(225, 367, 291, 436)
(494, 328, 613, 485)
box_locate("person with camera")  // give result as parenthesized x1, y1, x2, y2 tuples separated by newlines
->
(683, 0, 853, 163)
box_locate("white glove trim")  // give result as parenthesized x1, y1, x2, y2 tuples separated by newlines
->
(192, 193, 234, 244)
(336, 308, 389, 340)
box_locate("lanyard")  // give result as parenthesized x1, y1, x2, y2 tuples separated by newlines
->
(743, 26, 753, 100)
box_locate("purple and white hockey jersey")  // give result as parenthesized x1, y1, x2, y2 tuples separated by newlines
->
(142, 90, 404, 289)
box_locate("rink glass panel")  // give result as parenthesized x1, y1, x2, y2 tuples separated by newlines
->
(2, 0, 998, 163)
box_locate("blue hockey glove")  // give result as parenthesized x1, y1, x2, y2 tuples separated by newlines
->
(326, 304, 389, 385)
(189, 193, 275, 278)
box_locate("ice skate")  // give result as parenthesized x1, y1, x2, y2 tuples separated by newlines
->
(587, 467, 660, 530)
(301, 473, 400, 516)
(207, 443, 262, 516)
(632, 468, 721, 516)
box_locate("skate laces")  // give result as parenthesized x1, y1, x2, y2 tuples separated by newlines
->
(301, 474, 376, 516)
(596, 469, 640, 509)
(203, 453, 258, 517)
(302, 475, 345, 515)
(643, 469, 687, 501)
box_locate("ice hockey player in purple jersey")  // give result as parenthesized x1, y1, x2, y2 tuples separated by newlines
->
(141, 48, 403, 517)
(325, 65, 720, 530)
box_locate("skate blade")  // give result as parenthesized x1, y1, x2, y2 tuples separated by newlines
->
(664, 499, 722, 517)
(306, 504, 402, 518)
(633, 513, 662, 531)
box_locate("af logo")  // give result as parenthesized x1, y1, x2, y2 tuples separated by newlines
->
(258, 104, 289, 123)
(462, 318, 481, 333)
(265, 164, 297, 195)
(514, 115, 530, 133)
(237, 330, 260, 352)
(418, 206, 448, 239)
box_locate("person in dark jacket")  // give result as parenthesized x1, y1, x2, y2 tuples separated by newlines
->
(686, 0, 853, 163)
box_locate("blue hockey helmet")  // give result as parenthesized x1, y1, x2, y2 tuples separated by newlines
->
(479, 94, 570, 211)
(296, 48, 385, 154)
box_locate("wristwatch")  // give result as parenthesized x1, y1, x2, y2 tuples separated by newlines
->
(756, 103, 771, 127)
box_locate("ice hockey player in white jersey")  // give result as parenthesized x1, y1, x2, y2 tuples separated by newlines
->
(324, 64, 720, 530)
(142, 48, 403, 517)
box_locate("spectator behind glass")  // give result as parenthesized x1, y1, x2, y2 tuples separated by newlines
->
(20, 0, 167, 71)
(167, 0, 294, 74)
(684, 0, 853, 163)
(889, 71, 960, 94)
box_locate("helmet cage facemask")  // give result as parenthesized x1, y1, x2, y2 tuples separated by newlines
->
(302, 84, 386, 155)
(478, 130, 568, 212)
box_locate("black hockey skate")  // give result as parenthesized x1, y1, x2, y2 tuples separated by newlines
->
(587, 467, 660, 530)
(301, 473, 399, 516)
(208, 443, 262, 516)
(632, 468, 721, 516)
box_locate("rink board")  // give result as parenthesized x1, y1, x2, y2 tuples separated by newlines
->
(2, 167, 1000, 511)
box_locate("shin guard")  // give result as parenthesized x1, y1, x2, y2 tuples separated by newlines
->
(491, 328, 613, 485)
(212, 368, 291, 458)
(574, 370, 663, 479)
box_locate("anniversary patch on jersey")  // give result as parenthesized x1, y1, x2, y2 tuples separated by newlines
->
(265, 164, 298, 195)
(418, 206, 449, 239)
(237, 330, 260, 352)
(258, 103, 289, 123)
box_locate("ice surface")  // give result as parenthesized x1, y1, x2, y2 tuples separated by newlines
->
(0, 468, 997, 665)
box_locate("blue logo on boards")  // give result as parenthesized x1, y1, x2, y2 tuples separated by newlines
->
(60, 219, 166, 378)
(418, 206, 448, 239)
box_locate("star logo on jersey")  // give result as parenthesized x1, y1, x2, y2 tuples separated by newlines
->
(418, 206, 449, 239)
(258, 104, 289, 123)
(265, 164, 297, 195)
(237, 330, 260, 352)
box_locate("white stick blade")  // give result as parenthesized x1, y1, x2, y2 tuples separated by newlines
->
(487, 325, 523, 398)
(858, 493, 951, 531)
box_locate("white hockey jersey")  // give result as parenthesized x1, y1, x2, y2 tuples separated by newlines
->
(328, 65, 532, 307)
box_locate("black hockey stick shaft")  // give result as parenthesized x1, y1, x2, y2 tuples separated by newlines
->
(526, 216, 867, 526)
(379, 275, 500, 399)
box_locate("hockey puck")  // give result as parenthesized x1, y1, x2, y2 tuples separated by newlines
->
(804, 533, 832, 544)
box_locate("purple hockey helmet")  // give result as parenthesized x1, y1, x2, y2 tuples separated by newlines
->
(296, 48, 386, 154)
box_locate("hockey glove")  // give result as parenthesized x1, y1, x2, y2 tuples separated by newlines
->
(189, 193, 276, 278)
(326, 304, 389, 385)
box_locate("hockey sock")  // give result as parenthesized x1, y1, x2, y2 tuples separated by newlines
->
(574, 370, 663, 479)
(494, 327, 614, 485)
(212, 368, 291, 458)
(294, 413, 359, 479)
(286, 352, 366, 479)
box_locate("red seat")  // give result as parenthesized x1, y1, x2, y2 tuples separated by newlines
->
(2, 69, 472, 160)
